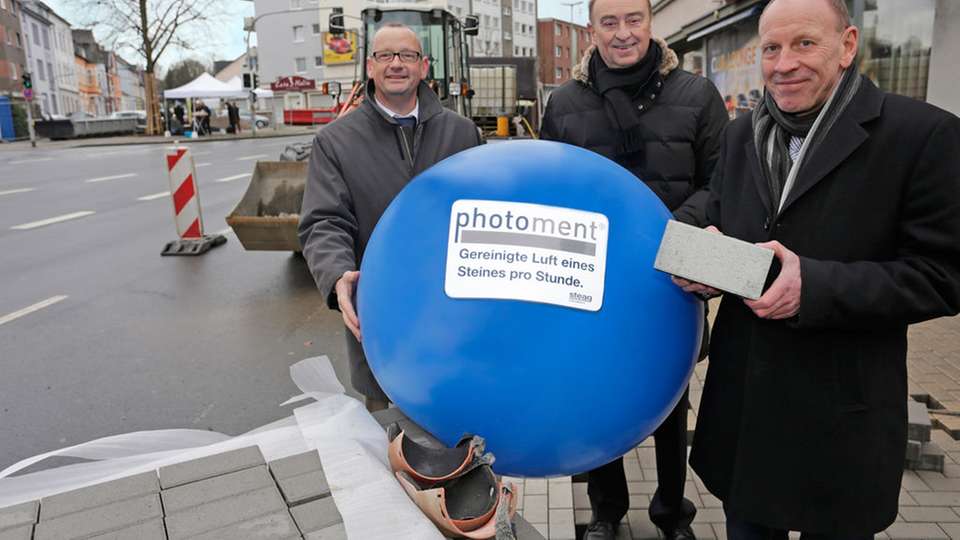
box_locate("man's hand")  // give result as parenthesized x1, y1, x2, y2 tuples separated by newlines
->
(671, 225, 723, 299)
(744, 240, 801, 319)
(335, 271, 362, 341)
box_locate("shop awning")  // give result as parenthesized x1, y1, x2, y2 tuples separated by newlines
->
(665, 0, 765, 47)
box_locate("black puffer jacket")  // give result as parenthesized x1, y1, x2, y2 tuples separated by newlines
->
(540, 39, 727, 223)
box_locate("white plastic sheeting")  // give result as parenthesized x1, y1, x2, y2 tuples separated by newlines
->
(0, 356, 443, 540)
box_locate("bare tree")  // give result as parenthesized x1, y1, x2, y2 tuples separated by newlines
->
(72, 0, 233, 135)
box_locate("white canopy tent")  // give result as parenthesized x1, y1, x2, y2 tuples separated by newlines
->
(163, 72, 247, 100)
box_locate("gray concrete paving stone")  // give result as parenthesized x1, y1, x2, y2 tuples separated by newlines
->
(86, 518, 166, 540)
(34, 494, 162, 540)
(908, 400, 932, 442)
(885, 522, 949, 539)
(163, 485, 286, 540)
(0, 501, 37, 530)
(158, 446, 265, 489)
(277, 470, 331, 505)
(303, 522, 348, 540)
(182, 511, 300, 540)
(268, 451, 323, 480)
(40, 471, 159, 520)
(0, 526, 32, 540)
(289, 497, 342, 533)
(161, 465, 274, 514)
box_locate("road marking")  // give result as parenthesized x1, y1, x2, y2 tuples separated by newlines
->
(11, 211, 95, 230)
(236, 154, 267, 161)
(9, 158, 53, 165)
(0, 295, 69, 327)
(138, 191, 170, 201)
(214, 173, 250, 183)
(0, 188, 35, 197)
(85, 173, 138, 184)
(197, 162, 212, 167)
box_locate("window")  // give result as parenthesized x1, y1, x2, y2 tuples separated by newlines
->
(858, 0, 936, 101)
(314, 55, 322, 67)
(514, 45, 519, 55)
(555, 25, 561, 36)
(295, 57, 306, 73)
(503, 7, 510, 16)
(493, 17, 498, 28)
(32, 23, 39, 45)
(556, 67, 562, 80)
(42, 26, 49, 49)
(15, 31, 20, 47)
(555, 46, 561, 57)
(484, 15, 489, 26)
(37, 58, 44, 80)
(293, 25, 304, 42)
(47, 61, 53, 82)
(312, 23, 321, 35)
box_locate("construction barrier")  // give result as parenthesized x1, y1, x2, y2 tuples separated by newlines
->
(161, 146, 226, 256)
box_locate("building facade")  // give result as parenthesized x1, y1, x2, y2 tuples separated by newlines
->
(116, 55, 143, 111)
(537, 18, 588, 88)
(445, 0, 537, 58)
(18, 0, 56, 116)
(27, 1, 78, 115)
(0, 0, 27, 97)
(653, 0, 959, 118)
(73, 28, 102, 115)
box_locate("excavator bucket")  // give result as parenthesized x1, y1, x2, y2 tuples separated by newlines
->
(225, 161, 307, 251)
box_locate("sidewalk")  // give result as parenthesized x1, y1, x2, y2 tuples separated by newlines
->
(0, 125, 317, 151)
(514, 313, 960, 540)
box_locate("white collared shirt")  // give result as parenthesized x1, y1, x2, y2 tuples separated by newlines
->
(375, 97, 419, 122)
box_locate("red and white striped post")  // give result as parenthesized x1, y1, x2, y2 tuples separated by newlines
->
(161, 146, 226, 256)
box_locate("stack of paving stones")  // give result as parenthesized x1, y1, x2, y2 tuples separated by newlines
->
(907, 398, 946, 473)
(0, 446, 344, 539)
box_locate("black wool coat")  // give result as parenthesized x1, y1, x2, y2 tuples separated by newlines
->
(686, 77, 960, 535)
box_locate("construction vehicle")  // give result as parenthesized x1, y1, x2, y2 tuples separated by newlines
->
(226, 3, 479, 252)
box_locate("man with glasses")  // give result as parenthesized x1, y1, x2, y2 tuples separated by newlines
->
(299, 23, 482, 412)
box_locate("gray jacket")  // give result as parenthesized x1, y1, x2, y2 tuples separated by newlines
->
(299, 81, 482, 309)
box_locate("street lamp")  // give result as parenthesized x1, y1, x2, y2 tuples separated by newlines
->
(560, 1, 583, 23)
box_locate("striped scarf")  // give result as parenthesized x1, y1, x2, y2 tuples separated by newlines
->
(752, 69, 862, 214)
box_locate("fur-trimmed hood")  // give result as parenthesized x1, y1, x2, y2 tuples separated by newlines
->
(571, 37, 679, 86)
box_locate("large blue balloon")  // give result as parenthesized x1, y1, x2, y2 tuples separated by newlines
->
(359, 140, 702, 477)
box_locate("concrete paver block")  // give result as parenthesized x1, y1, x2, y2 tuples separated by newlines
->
(884, 522, 948, 539)
(525, 479, 547, 496)
(521, 494, 548, 524)
(163, 485, 286, 540)
(268, 451, 322, 480)
(276, 470, 331, 506)
(548, 508, 575, 540)
(289, 497, 342, 533)
(304, 522, 348, 540)
(898, 505, 960, 522)
(40, 471, 159, 520)
(908, 400, 932, 442)
(907, 439, 923, 462)
(0, 501, 37, 530)
(0, 526, 32, 540)
(158, 446, 265, 489)
(184, 511, 300, 540)
(161, 465, 274, 514)
(548, 479, 573, 509)
(654, 220, 774, 300)
(34, 494, 162, 540)
(87, 518, 165, 540)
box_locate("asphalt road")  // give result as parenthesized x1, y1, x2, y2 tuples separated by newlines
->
(0, 135, 358, 473)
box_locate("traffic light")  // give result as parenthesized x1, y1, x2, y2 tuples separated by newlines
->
(22, 72, 32, 90)
(242, 73, 259, 90)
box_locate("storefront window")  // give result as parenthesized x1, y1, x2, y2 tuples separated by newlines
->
(706, 18, 764, 120)
(858, 0, 935, 101)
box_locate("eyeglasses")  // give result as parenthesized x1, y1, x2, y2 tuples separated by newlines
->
(371, 50, 423, 63)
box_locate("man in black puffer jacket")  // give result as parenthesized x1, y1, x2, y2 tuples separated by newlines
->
(540, 0, 727, 538)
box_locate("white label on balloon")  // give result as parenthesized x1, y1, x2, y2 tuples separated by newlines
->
(445, 199, 609, 311)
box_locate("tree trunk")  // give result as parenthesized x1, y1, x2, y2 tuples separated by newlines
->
(144, 70, 160, 135)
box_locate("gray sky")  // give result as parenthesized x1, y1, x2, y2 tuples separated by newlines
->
(42, 0, 588, 72)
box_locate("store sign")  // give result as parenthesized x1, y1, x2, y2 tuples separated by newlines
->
(270, 76, 317, 92)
